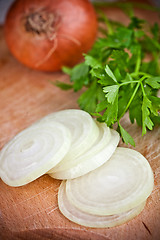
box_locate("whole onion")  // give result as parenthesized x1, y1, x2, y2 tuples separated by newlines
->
(4, 0, 98, 72)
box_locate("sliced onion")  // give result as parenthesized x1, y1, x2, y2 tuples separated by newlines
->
(66, 147, 154, 215)
(39, 109, 99, 173)
(0, 121, 71, 187)
(49, 124, 120, 179)
(58, 181, 146, 228)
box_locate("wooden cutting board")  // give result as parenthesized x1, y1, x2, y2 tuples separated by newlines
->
(0, 6, 160, 240)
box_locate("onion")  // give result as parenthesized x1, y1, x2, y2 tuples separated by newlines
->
(0, 121, 71, 187)
(38, 109, 100, 173)
(4, 0, 98, 72)
(0, 108, 154, 228)
(65, 147, 154, 215)
(58, 181, 146, 228)
(49, 123, 120, 179)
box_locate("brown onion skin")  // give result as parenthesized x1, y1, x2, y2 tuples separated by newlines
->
(4, 0, 98, 72)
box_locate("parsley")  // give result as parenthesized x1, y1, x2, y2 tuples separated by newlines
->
(58, 6, 160, 146)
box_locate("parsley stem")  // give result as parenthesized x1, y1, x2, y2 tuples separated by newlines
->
(120, 80, 139, 86)
(118, 82, 140, 120)
(103, 15, 113, 35)
(97, 10, 113, 35)
(131, 72, 152, 78)
(135, 50, 141, 74)
(140, 81, 146, 97)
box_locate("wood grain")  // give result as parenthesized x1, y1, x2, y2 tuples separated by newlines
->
(0, 6, 160, 239)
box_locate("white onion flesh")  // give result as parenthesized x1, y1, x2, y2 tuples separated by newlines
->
(66, 147, 154, 215)
(0, 121, 71, 187)
(49, 124, 120, 179)
(43, 109, 99, 173)
(58, 181, 146, 228)
(0, 108, 154, 229)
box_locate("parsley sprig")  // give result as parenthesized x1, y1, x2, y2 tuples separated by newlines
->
(57, 7, 160, 146)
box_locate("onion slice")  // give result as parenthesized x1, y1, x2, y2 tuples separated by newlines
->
(58, 181, 146, 228)
(49, 124, 120, 179)
(66, 147, 154, 215)
(0, 121, 71, 187)
(40, 109, 99, 173)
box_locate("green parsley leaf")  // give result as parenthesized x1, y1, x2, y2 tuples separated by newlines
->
(103, 85, 119, 104)
(55, 81, 73, 90)
(142, 96, 154, 135)
(128, 16, 146, 29)
(78, 80, 104, 113)
(102, 94, 118, 126)
(84, 54, 102, 69)
(62, 66, 72, 75)
(65, 63, 89, 91)
(118, 123, 135, 146)
(145, 76, 160, 89)
(148, 95, 160, 116)
(105, 65, 118, 83)
(111, 50, 129, 70)
(129, 95, 142, 125)
(96, 99, 108, 112)
(59, 4, 160, 146)
(151, 23, 159, 40)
